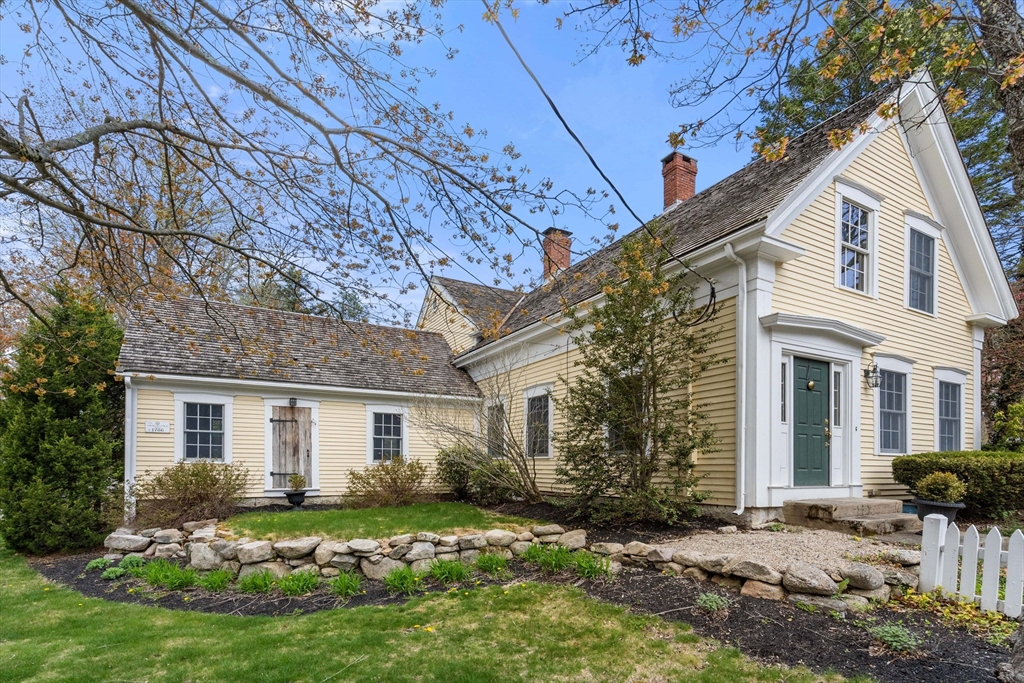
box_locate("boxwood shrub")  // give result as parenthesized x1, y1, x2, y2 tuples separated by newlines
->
(891, 451, 1024, 515)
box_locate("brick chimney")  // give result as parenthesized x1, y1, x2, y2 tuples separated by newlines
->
(542, 227, 573, 280)
(661, 152, 698, 209)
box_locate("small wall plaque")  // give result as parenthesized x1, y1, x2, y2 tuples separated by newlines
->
(145, 420, 171, 433)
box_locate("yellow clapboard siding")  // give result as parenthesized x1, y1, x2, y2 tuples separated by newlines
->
(418, 288, 478, 355)
(774, 125, 975, 497)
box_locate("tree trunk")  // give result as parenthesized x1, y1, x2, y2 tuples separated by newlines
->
(976, 0, 1024, 197)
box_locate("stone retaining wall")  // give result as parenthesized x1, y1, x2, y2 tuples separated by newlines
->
(103, 523, 921, 612)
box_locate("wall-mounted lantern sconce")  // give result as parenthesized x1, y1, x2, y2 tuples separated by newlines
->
(288, 397, 298, 407)
(863, 363, 881, 389)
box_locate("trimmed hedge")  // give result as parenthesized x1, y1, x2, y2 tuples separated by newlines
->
(891, 451, 1024, 515)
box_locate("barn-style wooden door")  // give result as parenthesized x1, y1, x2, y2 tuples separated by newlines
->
(270, 406, 313, 489)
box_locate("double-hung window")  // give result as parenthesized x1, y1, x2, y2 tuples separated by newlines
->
(371, 411, 403, 462)
(938, 381, 961, 451)
(908, 229, 935, 313)
(525, 388, 551, 458)
(486, 402, 506, 458)
(840, 200, 871, 292)
(184, 402, 225, 460)
(878, 370, 908, 454)
(607, 373, 642, 454)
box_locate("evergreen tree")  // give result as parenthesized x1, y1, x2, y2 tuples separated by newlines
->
(554, 224, 717, 524)
(0, 286, 124, 554)
(247, 267, 367, 320)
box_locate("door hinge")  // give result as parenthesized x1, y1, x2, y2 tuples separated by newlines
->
(270, 418, 299, 423)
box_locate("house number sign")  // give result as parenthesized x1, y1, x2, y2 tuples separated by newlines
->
(145, 421, 171, 433)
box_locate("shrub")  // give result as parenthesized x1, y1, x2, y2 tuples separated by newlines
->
(434, 446, 474, 501)
(891, 451, 1024, 515)
(101, 567, 127, 580)
(914, 471, 967, 503)
(327, 571, 363, 599)
(85, 558, 112, 572)
(430, 558, 472, 584)
(571, 551, 611, 579)
(0, 287, 124, 555)
(198, 569, 232, 592)
(696, 592, 730, 613)
(138, 558, 198, 590)
(118, 555, 147, 571)
(278, 570, 320, 596)
(237, 569, 276, 594)
(383, 565, 425, 596)
(867, 623, 922, 652)
(347, 456, 427, 508)
(468, 460, 517, 506)
(288, 474, 306, 491)
(474, 553, 508, 576)
(133, 461, 250, 529)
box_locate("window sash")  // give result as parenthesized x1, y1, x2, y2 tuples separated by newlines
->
(372, 412, 403, 461)
(486, 404, 506, 458)
(781, 362, 787, 422)
(938, 381, 961, 451)
(840, 200, 870, 292)
(908, 229, 935, 313)
(878, 371, 907, 453)
(526, 395, 550, 458)
(833, 370, 841, 427)
(184, 402, 225, 460)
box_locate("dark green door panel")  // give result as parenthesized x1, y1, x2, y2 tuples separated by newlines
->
(793, 358, 830, 487)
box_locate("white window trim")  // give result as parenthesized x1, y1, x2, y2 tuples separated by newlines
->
(834, 178, 881, 299)
(904, 214, 942, 317)
(523, 383, 554, 459)
(365, 404, 409, 465)
(263, 398, 320, 493)
(934, 367, 968, 452)
(873, 354, 914, 456)
(173, 392, 234, 464)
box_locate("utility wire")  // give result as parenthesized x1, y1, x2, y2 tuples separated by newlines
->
(483, 1, 717, 326)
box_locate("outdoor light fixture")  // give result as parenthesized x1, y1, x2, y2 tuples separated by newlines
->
(863, 363, 881, 389)
(288, 397, 298, 407)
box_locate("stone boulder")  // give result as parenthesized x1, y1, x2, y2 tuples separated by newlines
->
(273, 537, 322, 559)
(696, 554, 734, 574)
(330, 554, 359, 571)
(517, 532, 535, 542)
(140, 528, 160, 538)
(410, 558, 436, 573)
(654, 562, 684, 575)
(556, 530, 587, 550)
(236, 540, 275, 565)
(841, 595, 872, 612)
(211, 540, 238, 560)
(291, 564, 320, 577)
(787, 593, 847, 612)
(347, 539, 381, 555)
(189, 543, 223, 570)
(783, 561, 839, 596)
(841, 562, 885, 590)
(881, 568, 919, 590)
(104, 533, 151, 552)
(509, 541, 533, 557)
(672, 550, 704, 567)
(190, 527, 218, 542)
(389, 544, 413, 560)
(154, 543, 182, 558)
(460, 549, 481, 565)
(220, 560, 241, 577)
(484, 529, 517, 547)
(183, 519, 218, 532)
(741, 580, 786, 600)
(459, 534, 486, 550)
(623, 541, 653, 557)
(683, 567, 709, 581)
(711, 575, 743, 591)
(880, 548, 921, 566)
(647, 547, 676, 564)
(590, 542, 624, 556)
(389, 534, 415, 546)
(417, 532, 441, 544)
(722, 557, 782, 585)
(405, 542, 435, 562)
(849, 585, 891, 604)
(532, 524, 565, 536)
(438, 535, 459, 547)
(361, 557, 405, 580)
(313, 541, 338, 566)
(239, 561, 290, 580)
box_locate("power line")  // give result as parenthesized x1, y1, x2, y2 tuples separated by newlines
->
(482, 1, 717, 327)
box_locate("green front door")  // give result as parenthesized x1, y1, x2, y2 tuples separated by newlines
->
(793, 357, 830, 487)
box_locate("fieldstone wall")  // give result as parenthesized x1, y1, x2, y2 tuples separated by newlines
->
(103, 522, 921, 611)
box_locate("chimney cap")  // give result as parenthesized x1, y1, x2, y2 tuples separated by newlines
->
(542, 227, 573, 237)
(661, 150, 697, 165)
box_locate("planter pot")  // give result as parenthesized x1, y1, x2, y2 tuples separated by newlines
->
(912, 498, 966, 524)
(284, 490, 307, 511)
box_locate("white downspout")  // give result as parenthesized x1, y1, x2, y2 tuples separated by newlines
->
(724, 244, 747, 516)
(123, 376, 138, 522)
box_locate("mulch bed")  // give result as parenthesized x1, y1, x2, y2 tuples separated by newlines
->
(29, 551, 1011, 682)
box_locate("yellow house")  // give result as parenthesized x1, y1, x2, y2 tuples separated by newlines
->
(118, 76, 1016, 523)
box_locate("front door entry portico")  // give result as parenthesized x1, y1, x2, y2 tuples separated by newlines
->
(793, 357, 830, 486)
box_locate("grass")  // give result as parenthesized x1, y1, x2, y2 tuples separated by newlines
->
(430, 558, 473, 584)
(327, 571, 363, 599)
(474, 553, 508, 577)
(278, 570, 321, 596)
(570, 550, 611, 579)
(136, 559, 199, 591)
(0, 543, 850, 683)
(236, 569, 276, 594)
(226, 502, 540, 541)
(522, 544, 574, 573)
(197, 569, 232, 592)
(383, 565, 426, 596)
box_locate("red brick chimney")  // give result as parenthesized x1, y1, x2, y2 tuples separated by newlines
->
(661, 152, 698, 209)
(542, 228, 573, 280)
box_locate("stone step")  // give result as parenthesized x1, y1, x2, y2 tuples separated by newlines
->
(832, 513, 923, 536)
(783, 497, 903, 524)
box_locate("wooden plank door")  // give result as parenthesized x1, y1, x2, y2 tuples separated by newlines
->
(792, 357, 830, 487)
(270, 406, 313, 489)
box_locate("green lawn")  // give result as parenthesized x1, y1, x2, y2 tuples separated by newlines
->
(225, 502, 543, 540)
(0, 545, 848, 683)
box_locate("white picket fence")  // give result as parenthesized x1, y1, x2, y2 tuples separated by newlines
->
(919, 513, 1024, 617)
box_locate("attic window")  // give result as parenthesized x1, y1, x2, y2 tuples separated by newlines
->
(834, 178, 881, 298)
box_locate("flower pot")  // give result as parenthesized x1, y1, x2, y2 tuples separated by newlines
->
(285, 490, 307, 511)
(912, 498, 965, 524)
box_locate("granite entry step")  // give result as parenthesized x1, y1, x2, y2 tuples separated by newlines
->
(782, 498, 923, 536)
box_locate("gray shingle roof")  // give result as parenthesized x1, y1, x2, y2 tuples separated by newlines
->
(431, 276, 522, 331)
(460, 86, 897, 354)
(118, 298, 481, 398)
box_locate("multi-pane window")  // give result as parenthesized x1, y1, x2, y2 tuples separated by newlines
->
(486, 403, 506, 458)
(879, 371, 907, 453)
(908, 229, 935, 313)
(372, 412, 403, 462)
(781, 362, 787, 422)
(840, 200, 871, 292)
(938, 381, 961, 451)
(184, 403, 224, 460)
(526, 394, 550, 458)
(833, 371, 842, 427)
